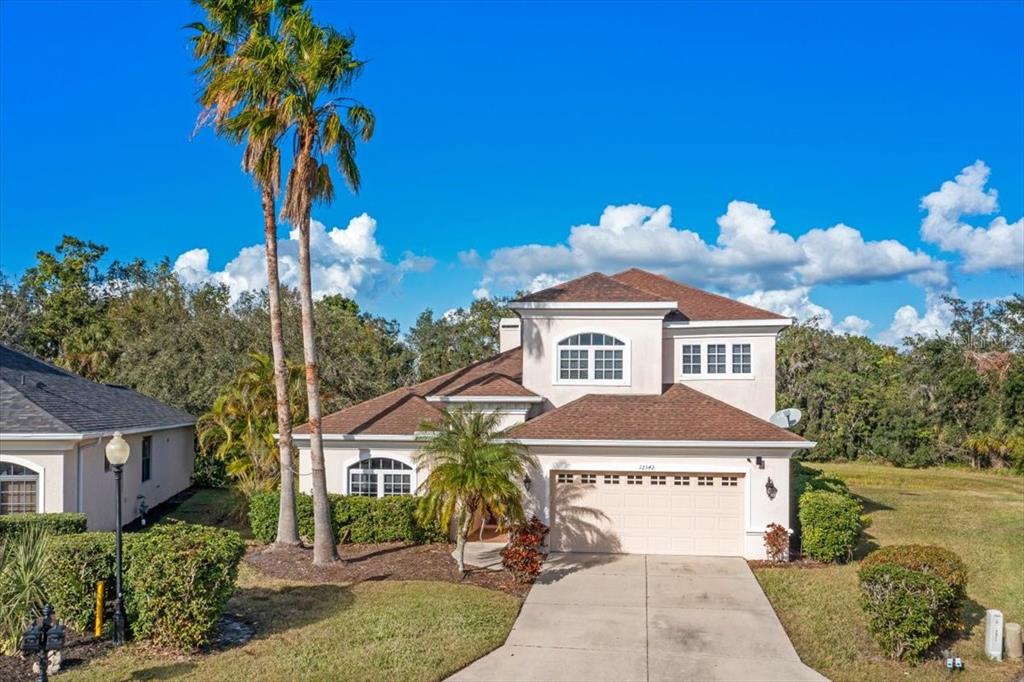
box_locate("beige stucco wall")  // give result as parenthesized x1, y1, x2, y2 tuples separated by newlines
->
(296, 436, 796, 560)
(662, 326, 781, 419)
(522, 444, 795, 560)
(1, 426, 195, 530)
(519, 310, 669, 407)
(297, 440, 423, 496)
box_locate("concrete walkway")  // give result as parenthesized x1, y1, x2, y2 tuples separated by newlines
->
(448, 553, 827, 682)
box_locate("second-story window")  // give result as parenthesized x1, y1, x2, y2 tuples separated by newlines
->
(732, 344, 752, 373)
(681, 344, 701, 374)
(707, 344, 727, 374)
(557, 333, 626, 382)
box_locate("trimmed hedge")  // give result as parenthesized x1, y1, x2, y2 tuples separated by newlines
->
(0, 513, 86, 540)
(862, 545, 967, 630)
(42, 523, 244, 651)
(125, 522, 245, 650)
(248, 491, 446, 545)
(798, 489, 864, 563)
(859, 563, 958, 660)
(45, 533, 115, 631)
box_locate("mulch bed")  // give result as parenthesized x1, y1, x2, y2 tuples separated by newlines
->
(0, 630, 113, 681)
(246, 542, 531, 597)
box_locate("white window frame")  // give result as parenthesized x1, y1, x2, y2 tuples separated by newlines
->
(677, 340, 755, 381)
(731, 343, 752, 374)
(681, 344, 701, 375)
(0, 455, 45, 513)
(553, 331, 631, 386)
(345, 456, 415, 499)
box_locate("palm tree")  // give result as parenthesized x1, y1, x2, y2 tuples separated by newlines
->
(274, 9, 375, 565)
(415, 407, 535, 575)
(197, 353, 306, 499)
(188, 0, 303, 546)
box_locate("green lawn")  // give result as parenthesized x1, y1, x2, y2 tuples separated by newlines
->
(139, 486, 252, 539)
(62, 563, 520, 682)
(754, 463, 1024, 682)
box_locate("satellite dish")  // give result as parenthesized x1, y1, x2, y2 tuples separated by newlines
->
(769, 408, 802, 429)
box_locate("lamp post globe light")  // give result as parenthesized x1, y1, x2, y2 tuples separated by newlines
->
(104, 431, 130, 646)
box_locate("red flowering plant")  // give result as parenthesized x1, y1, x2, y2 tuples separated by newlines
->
(501, 516, 550, 583)
(763, 522, 790, 562)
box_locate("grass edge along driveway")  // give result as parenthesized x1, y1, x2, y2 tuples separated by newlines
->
(62, 563, 521, 682)
(754, 463, 1023, 682)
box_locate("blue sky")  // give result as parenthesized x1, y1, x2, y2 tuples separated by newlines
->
(1, 0, 1021, 340)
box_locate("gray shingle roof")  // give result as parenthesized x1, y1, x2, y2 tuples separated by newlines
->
(0, 344, 194, 435)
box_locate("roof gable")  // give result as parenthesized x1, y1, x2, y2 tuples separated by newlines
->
(513, 272, 671, 304)
(0, 344, 194, 435)
(610, 269, 787, 321)
(304, 347, 536, 435)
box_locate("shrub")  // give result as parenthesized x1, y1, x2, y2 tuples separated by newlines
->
(501, 517, 549, 583)
(124, 522, 245, 650)
(763, 523, 790, 562)
(0, 512, 86, 540)
(44, 533, 115, 631)
(798, 489, 864, 562)
(0, 526, 51, 655)
(248, 490, 313, 544)
(862, 545, 967, 628)
(859, 563, 957, 660)
(248, 491, 445, 545)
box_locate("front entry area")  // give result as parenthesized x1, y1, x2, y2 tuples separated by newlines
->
(550, 471, 745, 556)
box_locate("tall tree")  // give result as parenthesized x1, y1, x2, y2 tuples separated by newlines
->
(189, 0, 303, 546)
(274, 8, 375, 564)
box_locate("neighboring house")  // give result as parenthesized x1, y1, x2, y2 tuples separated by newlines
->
(0, 344, 195, 530)
(296, 269, 813, 559)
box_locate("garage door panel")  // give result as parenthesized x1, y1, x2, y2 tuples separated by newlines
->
(553, 471, 745, 557)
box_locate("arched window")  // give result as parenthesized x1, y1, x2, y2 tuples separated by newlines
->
(348, 457, 413, 497)
(1, 462, 39, 515)
(556, 332, 628, 383)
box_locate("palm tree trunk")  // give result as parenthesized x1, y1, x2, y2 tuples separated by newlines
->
(455, 504, 474, 576)
(295, 142, 338, 565)
(263, 186, 300, 548)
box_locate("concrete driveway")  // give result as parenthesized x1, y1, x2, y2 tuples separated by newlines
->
(448, 553, 827, 682)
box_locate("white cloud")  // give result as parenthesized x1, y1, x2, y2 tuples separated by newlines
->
(172, 213, 432, 302)
(920, 160, 1024, 273)
(877, 292, 955, 346)
(738, 287, 870, 336)
(472, 287, 490, 299)
(796, 223, 947, 287)
(475, 200, 948, 296)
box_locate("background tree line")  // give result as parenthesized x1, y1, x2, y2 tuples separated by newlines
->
(2, 235, 1021, 473)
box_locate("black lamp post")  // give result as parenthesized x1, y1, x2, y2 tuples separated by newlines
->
(105, 431, 130, 645)
(20, 603, 65, 682)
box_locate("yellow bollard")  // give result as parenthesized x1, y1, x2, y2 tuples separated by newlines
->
(95, 580, 104, 637)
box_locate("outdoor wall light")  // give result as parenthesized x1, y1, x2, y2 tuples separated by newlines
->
(755, 456, 765, 469)
(765, 477, 778, 500)
(523, 474, 532, 492)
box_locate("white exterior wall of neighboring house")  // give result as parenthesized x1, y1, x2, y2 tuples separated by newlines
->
(0, 425, 195, 530)
(522, 444, 795, 559)
(662, 322, 786, 419)
(518, 308, 673, 407)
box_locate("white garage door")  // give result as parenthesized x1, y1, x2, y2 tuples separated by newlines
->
(551, 471, 745, 556)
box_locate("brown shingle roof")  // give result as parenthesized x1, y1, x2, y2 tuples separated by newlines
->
(300, 347, 537, 435)
(506, 384, 807, 442)
(514, 272, 671, 304)
(611, 268, 787, 321)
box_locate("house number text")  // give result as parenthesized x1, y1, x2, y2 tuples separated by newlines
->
(638, 465, 655, 471)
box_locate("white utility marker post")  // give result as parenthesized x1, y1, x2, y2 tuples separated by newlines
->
(985, 609, 1004, 661)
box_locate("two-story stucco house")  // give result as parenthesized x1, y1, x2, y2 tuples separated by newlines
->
(296, 269, 813, 559)
(0, 344, 196, 530)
